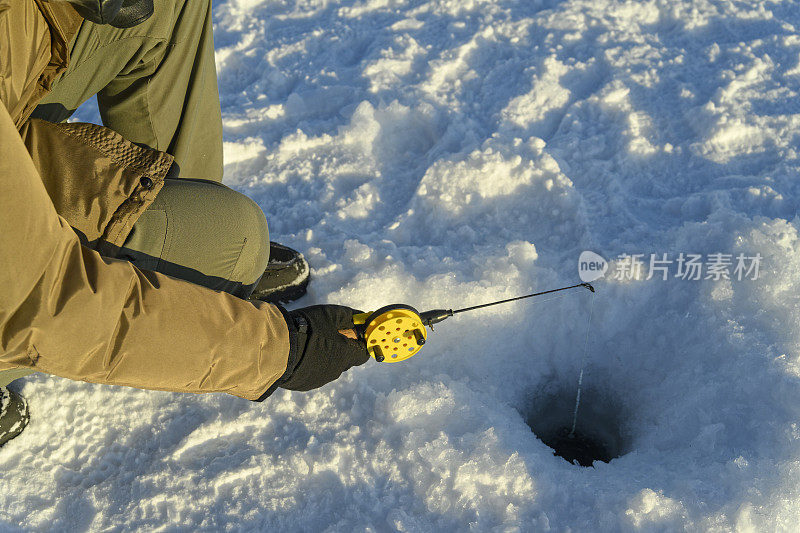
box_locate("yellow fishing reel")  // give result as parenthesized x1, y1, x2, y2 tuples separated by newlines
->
(353, 304, 428, 363)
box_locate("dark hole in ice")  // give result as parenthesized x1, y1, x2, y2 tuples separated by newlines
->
(541, 427, 613, 467)
(524, 386, 628, 467)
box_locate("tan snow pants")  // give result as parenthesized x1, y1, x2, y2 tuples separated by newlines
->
(1, 0, 272, 389)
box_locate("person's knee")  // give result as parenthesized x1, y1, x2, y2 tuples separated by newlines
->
(121, 179, 269, 298)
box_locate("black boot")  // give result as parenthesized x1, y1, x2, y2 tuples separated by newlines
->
(0, 387, 29, 448)
(251, 242, 311, 304)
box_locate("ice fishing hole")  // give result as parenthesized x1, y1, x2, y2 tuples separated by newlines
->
(524, 386, 629, 467)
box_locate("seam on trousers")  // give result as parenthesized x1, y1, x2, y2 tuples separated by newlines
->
(158, 188, 173, 271)
(157, 207, 169, 272)
(143, 55, 160, 150)
(229, 237, 249, 287)
(140, 209, 169, 272)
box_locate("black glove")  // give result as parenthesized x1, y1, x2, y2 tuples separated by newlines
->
(257, 305, 370, 399)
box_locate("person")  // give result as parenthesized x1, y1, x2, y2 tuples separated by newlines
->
(0, 0, 370, 447)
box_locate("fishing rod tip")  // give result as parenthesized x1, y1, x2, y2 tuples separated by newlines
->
(582, 283, 595, 293)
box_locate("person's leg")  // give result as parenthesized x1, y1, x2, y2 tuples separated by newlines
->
(30, 0, 270, 298)
(32, 0, 223, 181)
(31, 0, 310, 303)
(118, 179, 270, 299)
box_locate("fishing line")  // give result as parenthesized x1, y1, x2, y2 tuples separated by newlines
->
(569, 290, 596, 437)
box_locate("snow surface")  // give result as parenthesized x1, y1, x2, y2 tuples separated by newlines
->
(4, 0, 800, 530)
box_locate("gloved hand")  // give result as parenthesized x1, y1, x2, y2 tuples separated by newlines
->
(258, 305, 370, 399)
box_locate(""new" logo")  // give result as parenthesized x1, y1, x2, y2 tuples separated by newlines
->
(578, 251, 608, 282)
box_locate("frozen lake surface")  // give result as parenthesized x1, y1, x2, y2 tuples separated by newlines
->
(4, 0, 800, 530)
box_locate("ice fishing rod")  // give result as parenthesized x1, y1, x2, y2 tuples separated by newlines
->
(347, 282, 595, 363)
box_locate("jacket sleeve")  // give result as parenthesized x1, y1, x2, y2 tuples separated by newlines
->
(0, 105, 290, 400)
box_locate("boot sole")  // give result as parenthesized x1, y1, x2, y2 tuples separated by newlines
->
(252, 272, 310, 304)
(252, 244, 311, 303)
(0, 389, 30, 448)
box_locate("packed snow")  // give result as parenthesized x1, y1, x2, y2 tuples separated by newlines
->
(3, 0, 800, 530)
